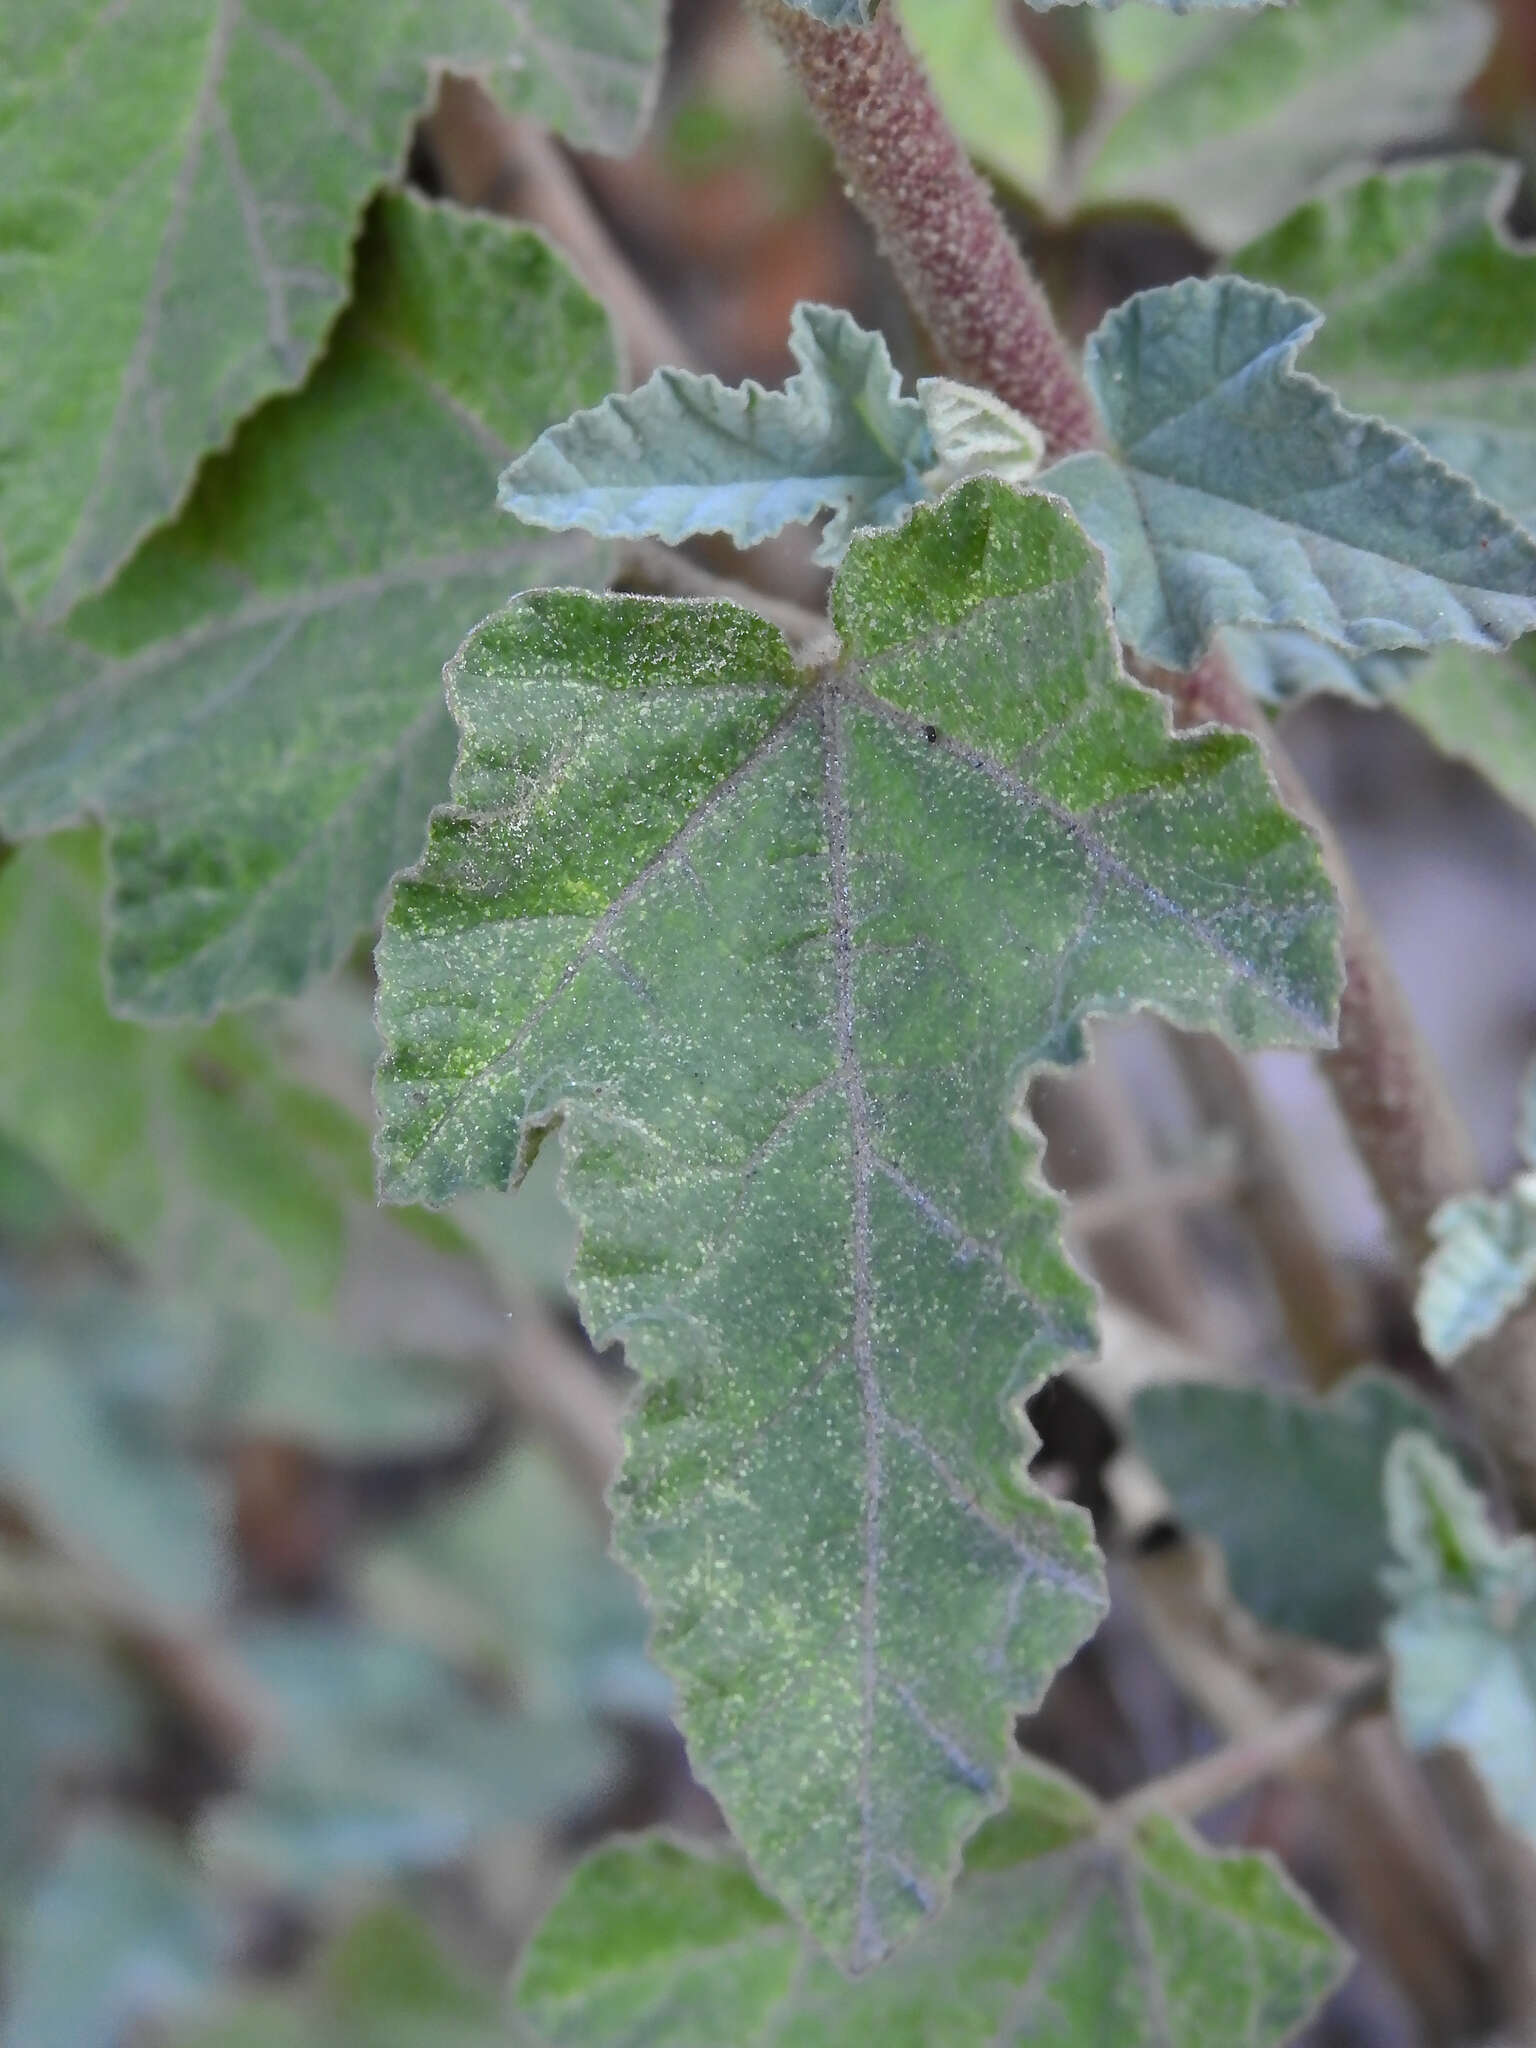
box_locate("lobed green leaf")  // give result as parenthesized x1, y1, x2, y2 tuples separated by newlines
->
(1046, 276, 1536, 673)
(0, 0, 664, 621)
(514, 1765, 1344, 2046)
(375, 478, 1341, 1964)
(0, 192, 614, 1020)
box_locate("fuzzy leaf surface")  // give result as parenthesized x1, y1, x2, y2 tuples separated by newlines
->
(0, 192, 614, 1021)
(1235, 159, 1536, 535)
(375, 479, 1341, 1964)
(1078, 0, 1492, 251)
(515, 1767, 1344, 2047)
(500, 303, 932, 567)
(1384, 1433, 1536, 1851)
(1045, 276, 1536, 672)
(1132, 1370, 1471, 1652)
(0, 834, 378, 1310)
(0, 0, 662, 621)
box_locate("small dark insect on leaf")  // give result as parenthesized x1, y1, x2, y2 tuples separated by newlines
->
(923, 723, 939, 743)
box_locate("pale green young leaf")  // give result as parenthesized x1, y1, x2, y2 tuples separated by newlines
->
(500, 303, 932, 566)
(0, 192, 615, 1021)
(515, 1767, 1344, 2047)
(1419, 1183, 1536, 1364)
(1132, 1370, 1472, 1652)
(1418, 1057, 1536, 1363)
(375, 479, 1341, 1965)
(0, 833, 376, 1310)
(1394, 640, 1536, 830)
(916, 380, 1045, 494)
(1383, 1433, 1536, 1851)
(4, 1820, 224, 2048)
(0, 0, 662, 622)
(1234, 159, 1536, 535)
(1044, 276, 1536, 673)
(1079, 0, 1493, 252)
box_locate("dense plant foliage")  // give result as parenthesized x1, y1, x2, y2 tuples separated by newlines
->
(5, 0, 1536, 2042)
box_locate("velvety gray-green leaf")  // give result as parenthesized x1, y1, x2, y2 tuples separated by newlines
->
(1384, 1433, 1536, 1852)
(0, 833, 378, 1310)
(1418, 1054, 1536, 1363)
(1234, 158, 1536, 534)
(1078, 0, 1493, 252)
(0, 0, 663, 622)
(1045, 276, 1536, 672)
(0, 192, 615, 1020)
(500, 303, 931, 566)
(1213, 628, 1414, 710)
(515, 1765, 1344, 2047)
(778, 0, 880, 19)
(1132, 1370, 1471, 1651)
(1394, 639, 1536, 831)
(1419, 1184, 1536, 1364)
(4, 1820, 224, 2048)
(375, 478, 1341, 1965)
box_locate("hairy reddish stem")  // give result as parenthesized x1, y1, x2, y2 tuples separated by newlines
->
(748, 0, 1102, 456)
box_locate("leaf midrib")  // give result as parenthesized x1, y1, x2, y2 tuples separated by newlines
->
(403, 623, 1329, 1190)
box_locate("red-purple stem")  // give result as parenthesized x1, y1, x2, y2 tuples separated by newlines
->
(749, 1, 1101, 457)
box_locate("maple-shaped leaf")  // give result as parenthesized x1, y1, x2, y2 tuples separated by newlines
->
(514, 1764, 1344, 2046)
(374, 478, 1341, 1966)
(1045, 276, 1536, 672)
